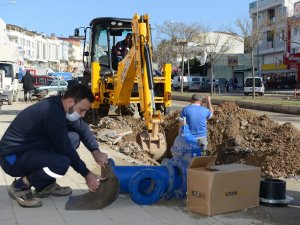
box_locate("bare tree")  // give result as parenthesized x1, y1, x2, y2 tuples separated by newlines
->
(197, 30, 239, 95)
(156, 21, 203, 93)
(153, 39, 176, 69)
(234, 16, 264, 98)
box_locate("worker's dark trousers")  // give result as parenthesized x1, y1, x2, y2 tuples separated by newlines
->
(0, 132, 80, 189)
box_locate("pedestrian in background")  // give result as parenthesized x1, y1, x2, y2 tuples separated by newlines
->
(179, 94, 213, 156)
(22, 70, 35, 102)
(225, 79, 230, 94)
(233, 77, 238, 92)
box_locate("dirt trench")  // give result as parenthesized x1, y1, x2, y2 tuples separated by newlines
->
(91, 102, 300, 178)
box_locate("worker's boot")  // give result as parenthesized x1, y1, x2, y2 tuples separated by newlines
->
(8, 181, 42, 208)
(35, 182, 72, 198)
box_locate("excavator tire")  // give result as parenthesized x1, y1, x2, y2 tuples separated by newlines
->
(84, 104, 110, 125)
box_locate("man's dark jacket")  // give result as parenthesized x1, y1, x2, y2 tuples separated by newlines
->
(0, 96, 99, 177)
(22, 73, 35, 90)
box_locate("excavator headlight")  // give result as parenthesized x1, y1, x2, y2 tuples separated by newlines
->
(103, 77, 109, 83)
(95, 93, 100, 100)
(117, 22, 123, 26)
(111, 21, 117, 25)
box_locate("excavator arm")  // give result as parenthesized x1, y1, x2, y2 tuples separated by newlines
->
(113, 14, 166, 159)
(74, 14, 171, 159)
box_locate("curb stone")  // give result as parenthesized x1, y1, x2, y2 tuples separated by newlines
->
(172, 95, 300, 115)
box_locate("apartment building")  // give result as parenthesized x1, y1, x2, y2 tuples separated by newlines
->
(282, 2, 300, 87)
(1, 21, 83, 74)
(249, 0, 298, 89)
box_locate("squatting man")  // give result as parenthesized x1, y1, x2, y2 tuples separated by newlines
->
(0, 84, 108, 208)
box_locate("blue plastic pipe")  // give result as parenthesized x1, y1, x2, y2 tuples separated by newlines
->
(109, 121, 202, 205)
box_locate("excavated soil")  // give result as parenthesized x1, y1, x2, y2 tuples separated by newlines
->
(92, 102, 300, 178)
(208, 102, 300, 178)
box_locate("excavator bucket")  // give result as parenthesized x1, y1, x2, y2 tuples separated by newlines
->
(65, 164, 120, 210)
(137, 114, 167, 160)
(138, 131, 167, 160)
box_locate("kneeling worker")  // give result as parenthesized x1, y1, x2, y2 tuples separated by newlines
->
(0, 84, 108, 208)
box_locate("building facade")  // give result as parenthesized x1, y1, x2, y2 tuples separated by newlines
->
(249, 0, 298, 89)
(0, 19, 83, 75)
(175, 31, 246, 77)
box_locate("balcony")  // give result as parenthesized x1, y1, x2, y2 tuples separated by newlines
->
(254, 41, 285, 56)
(249, 0, 282, 11)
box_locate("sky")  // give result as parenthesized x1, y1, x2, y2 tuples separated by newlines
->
(0, 0, 254, 38)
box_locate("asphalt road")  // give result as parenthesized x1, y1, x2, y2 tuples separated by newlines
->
(171, 100, 300, 130)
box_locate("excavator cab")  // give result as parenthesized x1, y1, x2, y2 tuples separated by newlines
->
(74, 15, 172, 159)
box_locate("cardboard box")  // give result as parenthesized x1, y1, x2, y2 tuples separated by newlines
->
(187, 157, 261, 216)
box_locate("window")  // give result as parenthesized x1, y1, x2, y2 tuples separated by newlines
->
(267, 31, 274, 42)
(280, 30, 285, 42)
(0, 63, 13, 78)
(245, 78, 262, 87)
(267, 31, 274, 47)
(91, 25, 109, 64)
(268, 9, 275, 21)
(51, 81, 59, 86)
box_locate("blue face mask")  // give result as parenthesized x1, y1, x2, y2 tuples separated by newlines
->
(66, 105, 81, 121)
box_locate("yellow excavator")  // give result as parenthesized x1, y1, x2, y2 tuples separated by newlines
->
(74, 14, 172, 159)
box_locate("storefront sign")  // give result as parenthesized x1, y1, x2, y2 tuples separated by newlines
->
(284, 52, 300, 63)
(262, 63, 287, 71)
(228, 56, 238, 67)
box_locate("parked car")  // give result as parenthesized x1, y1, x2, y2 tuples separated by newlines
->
(244, 77, 265, 96)
(34, 80, 68, 95)
(206, 78, 219, 88)
(188, 76, 207, 91)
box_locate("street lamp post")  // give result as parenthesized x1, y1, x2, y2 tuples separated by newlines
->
(254, 0, 260, 97)
(175, 41, 187, 93)
(256, 0, 260, 77)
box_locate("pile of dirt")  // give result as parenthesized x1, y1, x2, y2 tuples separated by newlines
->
(93, 116, 158, 165)
(92, 102, 300, 177)
(207, 102, 300, 178)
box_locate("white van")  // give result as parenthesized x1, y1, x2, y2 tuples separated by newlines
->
(244, 77, 265, 96)
(172, 76, 189, 90)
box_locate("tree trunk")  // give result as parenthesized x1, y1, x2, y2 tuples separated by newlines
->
(210, 64, 214, 96)
(251, 49, 255, 98)
(180, 58, 184, 93)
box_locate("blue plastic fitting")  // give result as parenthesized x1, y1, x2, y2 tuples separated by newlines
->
(111, 164, 169, 205)
(110, 122, 202, 205)
(129, 169, 167, 205)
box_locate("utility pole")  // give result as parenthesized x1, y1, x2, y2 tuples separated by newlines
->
(181, 57, 184, 93)
(254, 0, 259, 98)
(256, 0, 260, 76)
